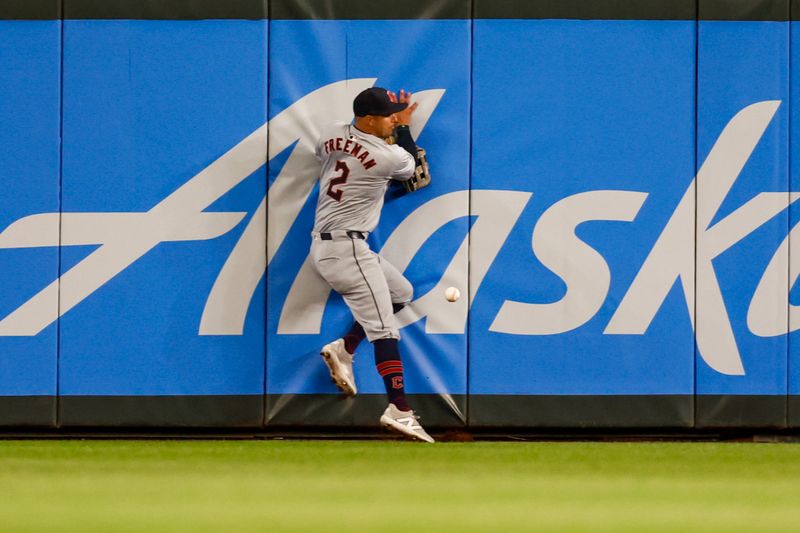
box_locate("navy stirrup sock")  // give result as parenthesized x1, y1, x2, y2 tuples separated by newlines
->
(343, 323, 365, 354)
(343, 303, 406, 354)
(373, 338, 410, 411)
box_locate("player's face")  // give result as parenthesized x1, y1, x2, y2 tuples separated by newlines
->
(370, 114, 397, 139)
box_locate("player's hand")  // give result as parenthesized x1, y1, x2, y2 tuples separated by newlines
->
(388, 89, 418, 126)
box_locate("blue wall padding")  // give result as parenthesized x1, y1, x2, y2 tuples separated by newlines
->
(3, 5, 800, 429)
(265, 19, 471, 424)
(789, 17, 800, 426)
(0, 21, 61, 410)
(58, 20, 268, 400)
(469, 20, 696, 396)
(695, 21, 790, 396)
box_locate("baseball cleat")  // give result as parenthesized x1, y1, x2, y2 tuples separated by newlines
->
(320, 338, 357, 396)
(379, 403, 435, 443)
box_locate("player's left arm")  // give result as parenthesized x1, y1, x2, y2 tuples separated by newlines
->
(388, 147, 416, 181)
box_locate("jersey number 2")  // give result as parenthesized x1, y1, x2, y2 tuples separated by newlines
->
(326, 160, 349, 202)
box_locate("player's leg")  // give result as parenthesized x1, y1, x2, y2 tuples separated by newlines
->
(378, 254, 414, 307)
(342, 254, 413, 354)
(364, 254, 415, 411)
(373, 335, 433, 442)
(313, 239, 433, 442)
(312, 239, 401, 397)
(319, 243, 409, 407)
(311, 239, 364, 396)
(341, 243, 433, 442)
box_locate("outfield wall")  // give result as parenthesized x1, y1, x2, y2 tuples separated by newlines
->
(1, 0, 799, 430)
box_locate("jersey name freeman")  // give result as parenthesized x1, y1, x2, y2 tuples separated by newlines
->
(322, 137, 377, 170)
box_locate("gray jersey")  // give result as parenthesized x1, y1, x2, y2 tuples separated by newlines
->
(313, 122, 415, 233)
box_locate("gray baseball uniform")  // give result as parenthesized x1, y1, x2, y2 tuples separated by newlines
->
(311, 121, 416, 341)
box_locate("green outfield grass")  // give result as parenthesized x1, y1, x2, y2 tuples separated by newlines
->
(1, 439, 799, 532)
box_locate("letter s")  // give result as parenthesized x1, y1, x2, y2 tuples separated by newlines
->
(490, 190, 647, 335)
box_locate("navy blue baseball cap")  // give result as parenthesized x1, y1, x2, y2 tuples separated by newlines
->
(353, 87, 408, 117)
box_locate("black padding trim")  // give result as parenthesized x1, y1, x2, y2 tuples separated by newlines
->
(65, 0, 267, 20)
(0, 397, 56, 427)
(266, 394, 467, 428)
(474, 0, 697, 20)
(696, 395, 786, 429)
(271, 0, 470, 20)
(59, 395, 264, 427)
(4, 0, 795, 21)
(699, 0, 789, 20)
(0, 0, 60, 20)
(469, 395, 694, 428)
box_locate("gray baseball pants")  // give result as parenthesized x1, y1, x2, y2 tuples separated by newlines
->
(310, 231, 412, 341)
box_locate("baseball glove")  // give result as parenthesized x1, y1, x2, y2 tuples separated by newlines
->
(401, 147, 431, 193)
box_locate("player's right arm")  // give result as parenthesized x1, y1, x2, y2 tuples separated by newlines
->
(389, 89, 420, 161)
(387, 90, 419, 182)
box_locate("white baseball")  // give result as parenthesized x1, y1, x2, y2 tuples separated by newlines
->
(445, 287, 461, 302)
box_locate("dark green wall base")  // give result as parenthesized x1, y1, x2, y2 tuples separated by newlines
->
(58, 395, 264, 427)
(266, 394, 466, 428)
(469, 395, 694, 428)
(0, 397, 56, 427)
(3, 395, 798, 430)
(696, 395, 787, 429)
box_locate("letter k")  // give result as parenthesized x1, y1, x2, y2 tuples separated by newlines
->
(605, 101, 793, 375)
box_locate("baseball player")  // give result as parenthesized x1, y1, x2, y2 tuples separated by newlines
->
(310, 86, 433, 443)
